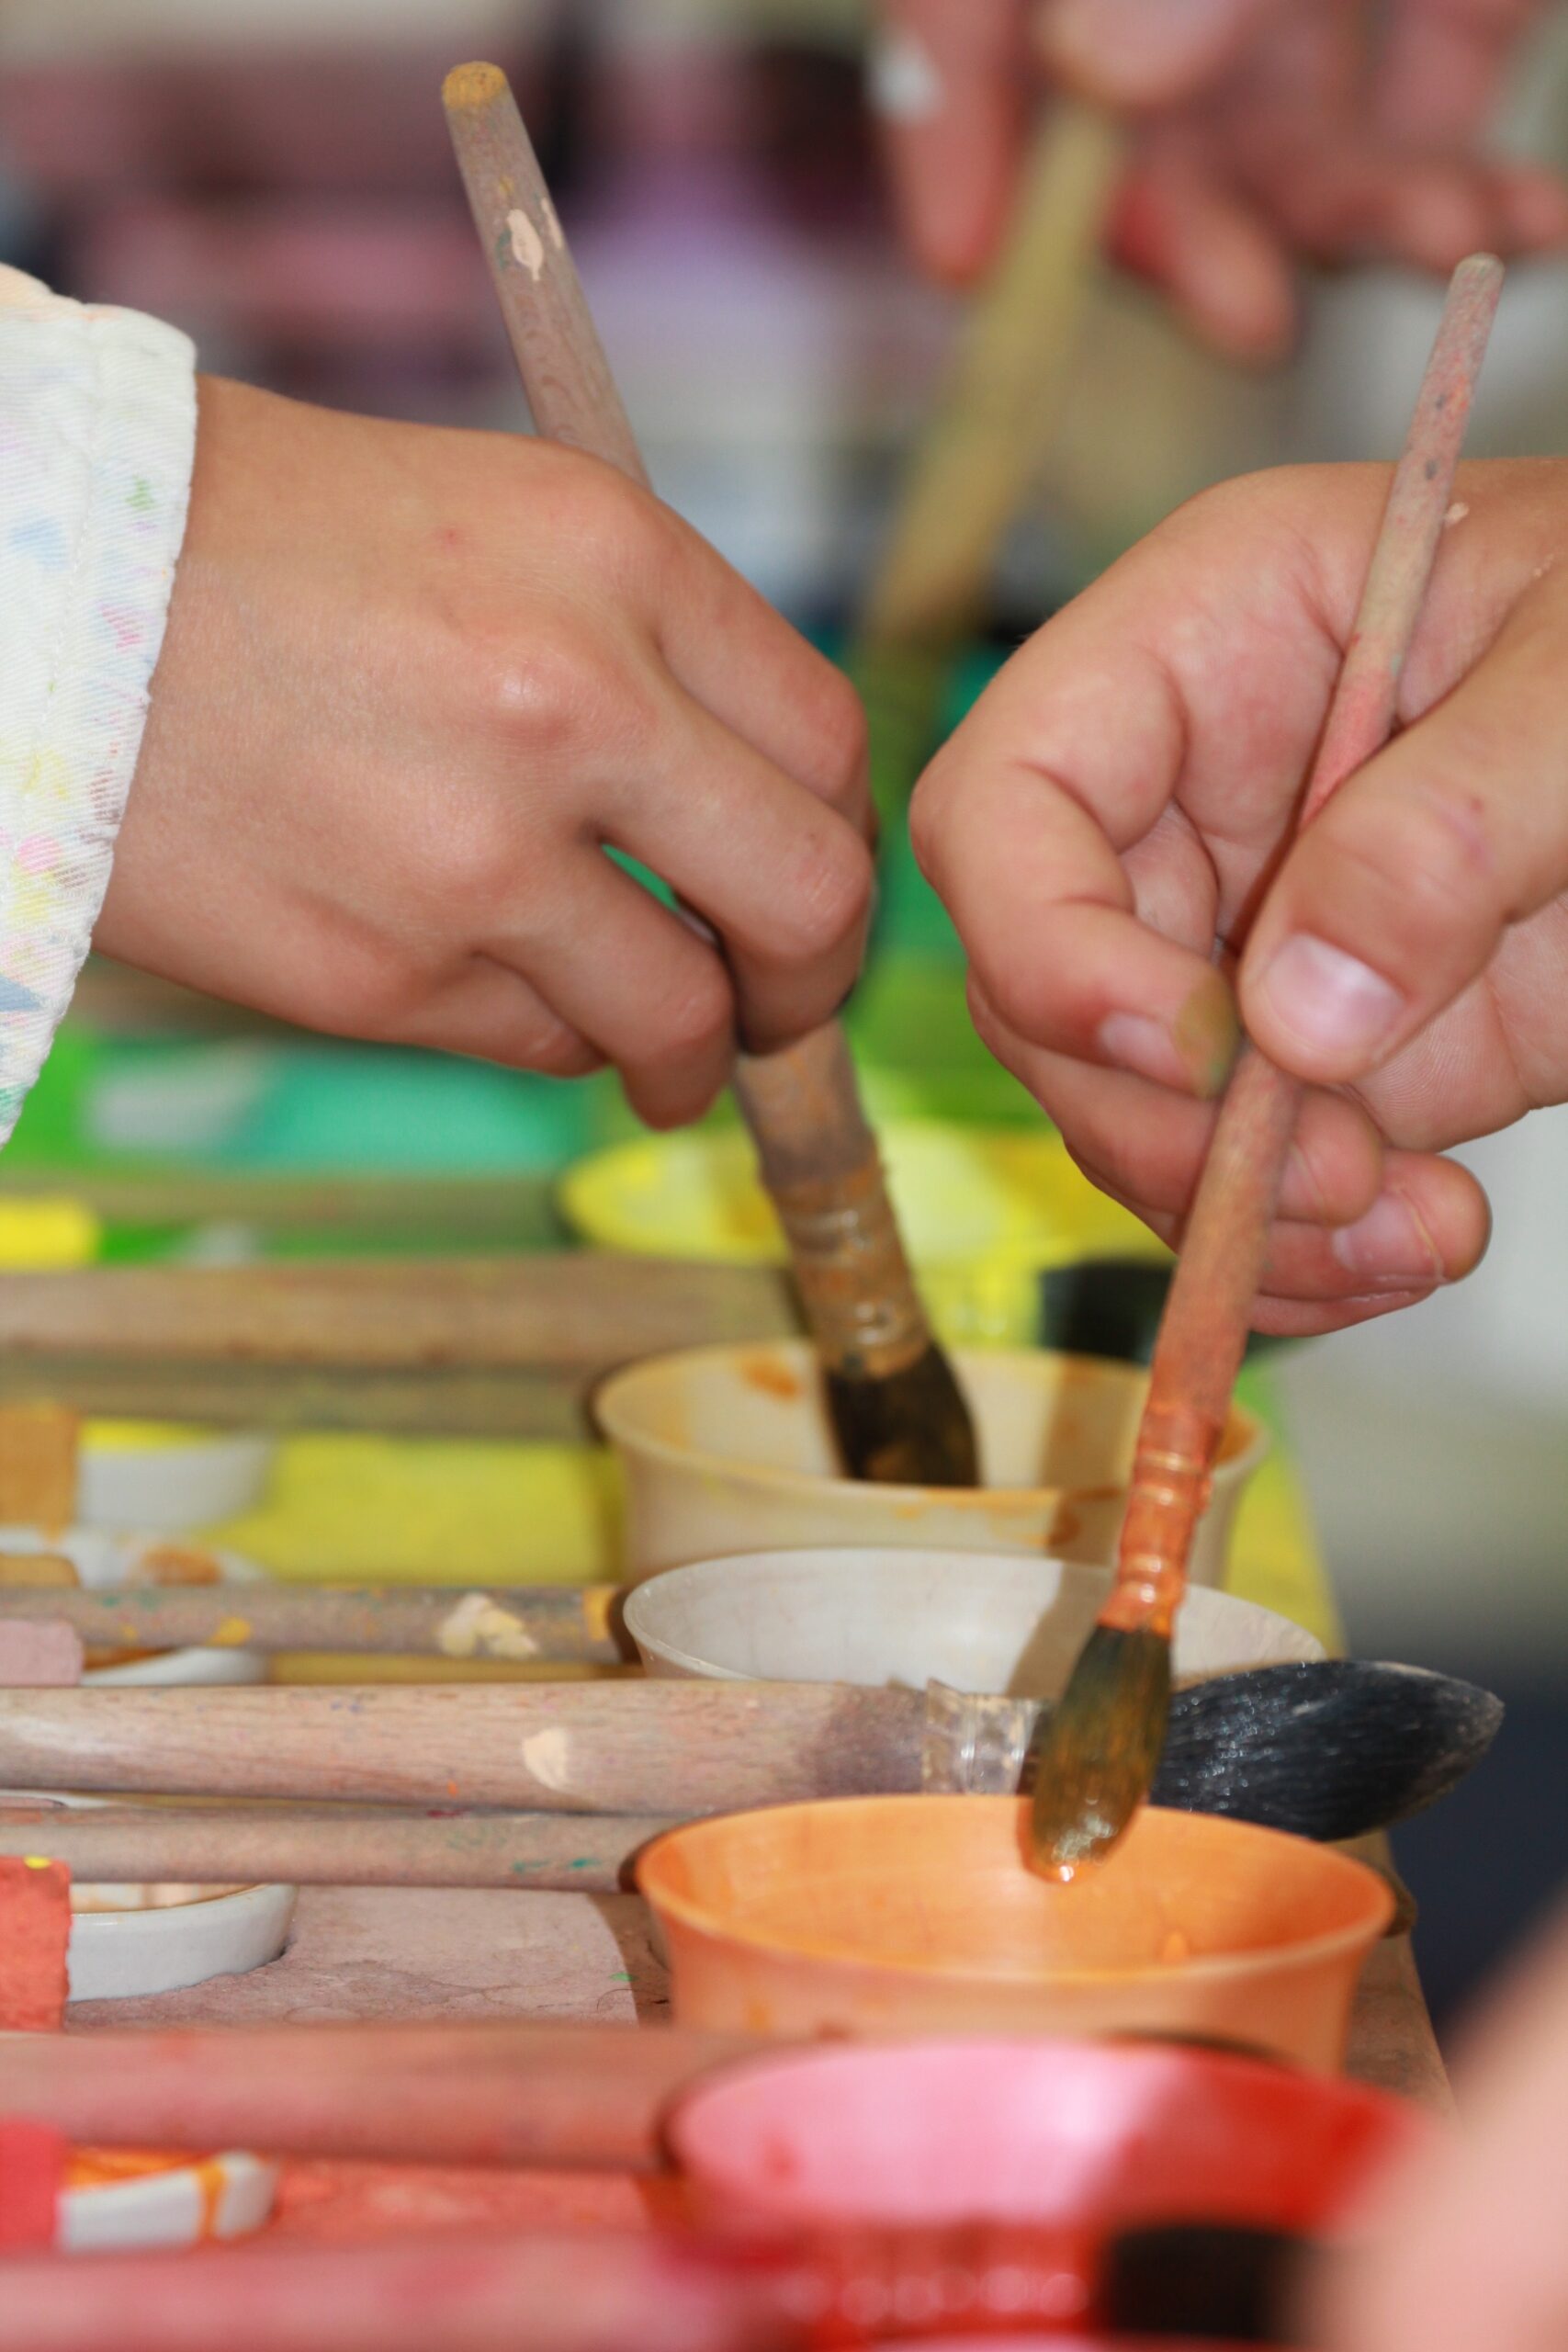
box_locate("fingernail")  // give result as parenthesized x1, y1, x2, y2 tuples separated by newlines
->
(1044, 0, 1243, 99)
(1255, 935, 1404, 1068)
(1098, 1012, 1190, 1090)
(1332, 1193, 1445, 1284)
(867, 28, 944, 121)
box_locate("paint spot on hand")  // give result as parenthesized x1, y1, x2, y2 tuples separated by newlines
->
(867, 28, 944, 122)
(1444, 501, 1470, 526)
(506, 209, 547, 281)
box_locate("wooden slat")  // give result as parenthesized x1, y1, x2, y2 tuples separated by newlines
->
(0, 1256, 799, 1434)
(0, 1162, 569, 1248)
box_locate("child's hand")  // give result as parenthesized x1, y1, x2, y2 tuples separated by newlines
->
(872, 0, 1568, 358)
(96, 379, 873, 1130)
(911, 458, 1568, 1334)
(1311, 1902, 1568, 2352)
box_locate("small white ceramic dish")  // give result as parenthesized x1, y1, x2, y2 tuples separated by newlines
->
(624, 1550, 1324, 1692)
(0, 1528, 268, 1685)
(66, 1880, 298, 2003)
(0, 1792, 296, 2001)
(59, 2152, 279, 2252)
(78, 1425, 276, 1532)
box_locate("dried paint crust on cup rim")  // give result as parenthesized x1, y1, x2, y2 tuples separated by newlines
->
(595, 1341, 1267, 1505)
(637, 1797, 1395, 1988)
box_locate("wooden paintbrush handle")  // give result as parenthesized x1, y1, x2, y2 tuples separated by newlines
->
(0, 1680, 1040, 1811)
(0, 1581, 625, 1664)
(731, 1021, 929, 1378)
(0, 2018, 750, 2171)
(1106, 254, 1504, 1641)
(444, 64, 941, 1402)
(0, 1802, 670, 1890)
(861, 99, 1123, 652)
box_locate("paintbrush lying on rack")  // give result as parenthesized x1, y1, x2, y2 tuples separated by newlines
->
(1028, 252, 1506, 1872)
(0, 1663, 1498, 1846)
(0, 1581, 625, 1665)
(0, 2214, 1313, 2352)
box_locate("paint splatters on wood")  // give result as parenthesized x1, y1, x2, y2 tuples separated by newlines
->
(506, 208, 546, 280)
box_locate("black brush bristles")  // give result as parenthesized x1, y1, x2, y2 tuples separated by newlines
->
(1152, 1659, 1504, 1843)
(1027, 1623, 1171, 1871)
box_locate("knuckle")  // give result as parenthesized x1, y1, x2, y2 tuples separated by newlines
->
(908, 761, 954, 881)
(811, 666, 871, 814)
(1332, 772, 1495, 937)
(773, 823, 874, 960)
(478, 629, 603, 762)
(524, 1020, 601, 1079)
(643, 963, 733, 1067)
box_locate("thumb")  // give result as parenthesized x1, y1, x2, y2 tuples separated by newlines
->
(870, 0, 1031, 284)
(1038, 0, 1281, 109)
(1240, 576, 1568, 1086)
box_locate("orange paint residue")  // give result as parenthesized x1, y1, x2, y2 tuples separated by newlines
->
(737, 1353, 803, 1402)
(68, 2149, 231, 2238)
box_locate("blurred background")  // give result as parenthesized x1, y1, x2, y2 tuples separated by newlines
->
(5, 0, 1568, 2040)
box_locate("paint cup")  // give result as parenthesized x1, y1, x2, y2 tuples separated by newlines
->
(561, 1122, 1163, 1348)
(668, 2038, 1424, 2235)
(597, 1343, 1267, 1585)
(625, 1551, 1321, 1689)
(638, 1799, 1393, 2070)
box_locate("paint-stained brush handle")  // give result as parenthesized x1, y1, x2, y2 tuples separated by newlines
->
(0, 1802, 671, 1890)
(442, 63, 975, 1488)
(1029, 258, 1504, 1872)
(0, 1581, 625, 1663)
(1112, 252, 1506, 1639)
(0, 2217, 1304, 2352)
(0, 1679, 976, 1811)
(0, 2018, 749, 2171)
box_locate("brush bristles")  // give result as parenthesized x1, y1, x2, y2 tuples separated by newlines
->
(1028, 1624, 1171, 1871)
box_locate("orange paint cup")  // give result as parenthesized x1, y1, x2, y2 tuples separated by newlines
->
(638, 1799, 1393, 2071)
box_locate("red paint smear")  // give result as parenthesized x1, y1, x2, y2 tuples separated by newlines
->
(0, 1858, 71, 2030)
(0, 2119, 66, 2250)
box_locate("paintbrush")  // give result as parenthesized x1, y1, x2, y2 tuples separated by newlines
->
(0, 1580, 626, 1664)
(1029, 254, 1506, 1873)
(850, 100, 1124, 830)
(440, 62, 974, 1490)
(0, 2216, 1315, 2352)
(0, 1662, 1497, 1839)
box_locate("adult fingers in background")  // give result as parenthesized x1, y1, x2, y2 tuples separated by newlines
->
(868, 0, 1032, 283)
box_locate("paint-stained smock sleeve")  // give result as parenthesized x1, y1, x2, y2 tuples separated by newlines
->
(0, 266, 197, 1145)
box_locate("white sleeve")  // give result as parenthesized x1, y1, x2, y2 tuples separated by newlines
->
(0, 266, 197, 1145)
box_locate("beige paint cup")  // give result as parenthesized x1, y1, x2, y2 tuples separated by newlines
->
(624, 1550, 1321, 1690)
(597, 1342, 1267, 1585)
